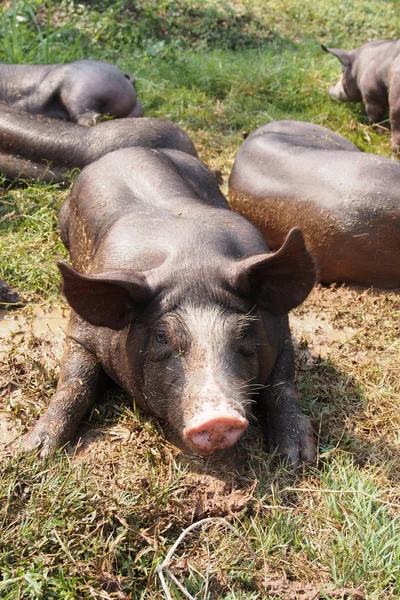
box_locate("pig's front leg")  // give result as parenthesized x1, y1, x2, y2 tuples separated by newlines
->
(23, 335, 103, 457)
(364, 98, 386, 125)
(261, 341, 316, 465)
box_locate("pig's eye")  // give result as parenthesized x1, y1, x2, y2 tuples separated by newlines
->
(238, 344, 256, 357)
(155, 331, 168, 344)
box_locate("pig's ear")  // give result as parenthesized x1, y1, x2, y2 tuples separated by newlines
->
(321, 45, 351, 67)
(58, 261, 152, 330)
(234, 228, 316, 315)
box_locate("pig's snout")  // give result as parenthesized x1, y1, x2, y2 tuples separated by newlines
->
(184, 404, 248, 454)
(329, 80, 350, 102)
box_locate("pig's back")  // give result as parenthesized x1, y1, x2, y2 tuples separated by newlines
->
(230, 122, 400, 212)
(62, 147, 268, 274)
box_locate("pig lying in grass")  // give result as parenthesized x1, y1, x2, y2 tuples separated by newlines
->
(0, 60, 143, 125)
(24, 147, 316, 464)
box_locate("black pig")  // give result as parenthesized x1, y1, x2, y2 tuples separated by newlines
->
(0, 103, 197, 182)
(24, 148, 316, 464)
(0, 60, 143, 125)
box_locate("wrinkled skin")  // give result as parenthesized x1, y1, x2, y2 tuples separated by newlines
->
(322, 40, 400, 152)
(0, 60, 143, 126)
(228, 120, 400, 289)
(23, 147, 316, 465)
(0, 103, 197, 182)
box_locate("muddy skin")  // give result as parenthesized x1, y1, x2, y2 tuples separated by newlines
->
(0, 103, 198, 182)
(228, 120, 400, 289)
(23, 147, 316, 465)
(0, 60, 143, 126)
(322, 40, 400, 153)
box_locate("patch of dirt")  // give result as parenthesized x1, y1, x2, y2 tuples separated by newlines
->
(188, 473, 257, 517)
(0, 411, 21, 457)
(0, 305, 67, 448)
(0, 306, 68, 343)
(261, 577, 364, 599)
(71, 420, 258, 520)
(290, 312, 357, 358)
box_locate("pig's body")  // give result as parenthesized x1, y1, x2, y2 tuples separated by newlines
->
(228, 120, 400, 289)
(24, 147, 316, 463)
(0, 60, 143, 126)
(0, 103, 197, 182)
(322, 40, 400, 151)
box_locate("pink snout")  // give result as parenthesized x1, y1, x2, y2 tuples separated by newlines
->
(329, 81, 350, 102)
(184, 404, 248, 455)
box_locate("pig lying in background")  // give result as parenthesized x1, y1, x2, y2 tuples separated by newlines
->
(228, 120, 400, 289)
(0, 60, 143, 125)
(322, 40, 400, 152)
(0, 103, 197, 182)
(23, 147, 316, 464)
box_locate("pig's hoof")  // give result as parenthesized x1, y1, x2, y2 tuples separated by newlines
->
(76, 112, 99, 127)
(23, 425, 64, 458)
(391, 146, 400, 161)
(267, 414, 316, 466)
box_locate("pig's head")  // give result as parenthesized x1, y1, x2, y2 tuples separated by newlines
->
(58, 228, 315, 455)
(322, 45, 361, 103)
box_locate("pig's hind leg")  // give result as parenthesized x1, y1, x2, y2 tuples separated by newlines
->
(23, 335, 104, 457)
(260, 340, 316, 465)
(58, 83, 103, 126)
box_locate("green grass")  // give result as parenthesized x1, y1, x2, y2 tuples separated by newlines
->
(0, 1, 400, 598)
(0, 183, 67, 301)
(1, 430, 399, 598)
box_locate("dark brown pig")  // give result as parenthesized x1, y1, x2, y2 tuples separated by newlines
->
(0, 60, 143, 125)
(0, 103, 197, 182)
(322, 40, 400, 152)
(23, 147, 316, 464)
(228, 120, 400, 289)
(0, 278, 20, 305)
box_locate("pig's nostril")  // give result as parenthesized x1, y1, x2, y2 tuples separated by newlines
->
(184, 413, 248, 454)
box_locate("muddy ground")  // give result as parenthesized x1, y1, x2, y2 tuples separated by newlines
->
(1, 283, 398, 462)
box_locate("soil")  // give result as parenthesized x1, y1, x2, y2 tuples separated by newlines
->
(0, 306, 68, 342)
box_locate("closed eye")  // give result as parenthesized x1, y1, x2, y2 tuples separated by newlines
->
(238, 344, 257, 357)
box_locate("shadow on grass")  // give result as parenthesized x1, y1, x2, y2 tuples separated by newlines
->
(75, 0, 296, 52)
(293, 324, 400, 483)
